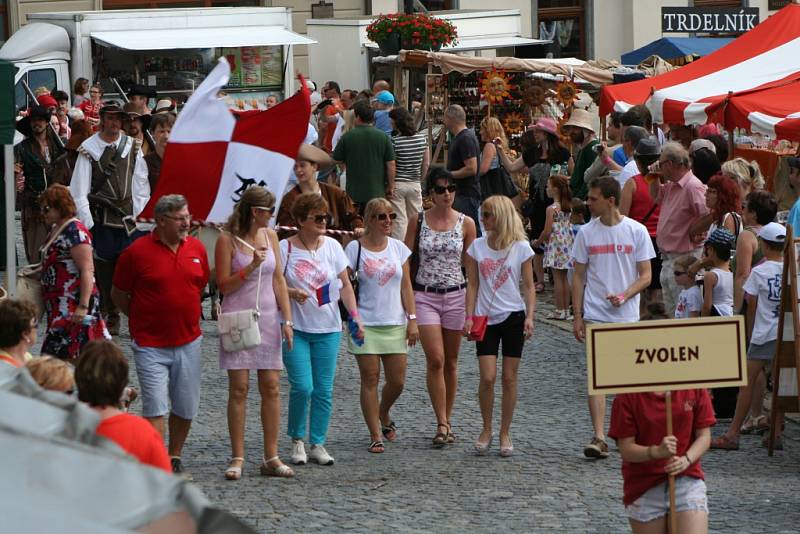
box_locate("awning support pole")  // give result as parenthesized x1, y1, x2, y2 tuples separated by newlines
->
(4, 144, 16, 295)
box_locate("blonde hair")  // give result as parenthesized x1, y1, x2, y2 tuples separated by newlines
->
(342, 109, 356, 135)
(480, 116, 507, 150)
(722, 157, 765, 192)
(26, 356, 75, 393)
(483, 195, 527, 250)
(674, 253, 698, 271)
(362, 197, 393, 238)
(225, 186, 275, 237)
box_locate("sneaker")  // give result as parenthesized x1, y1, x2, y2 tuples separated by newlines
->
(583, 437, 609, 459)
(171, 457, 193, 481)
(308, 445, 335, 466)
(290, 439, 307, 465)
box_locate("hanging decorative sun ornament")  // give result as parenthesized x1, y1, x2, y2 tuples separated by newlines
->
(502, 112, 526, 134)
(555, 80, 580, 108)
(521, 81, 547, 112)
(480, 68, 514, 105)
(557, 113, 572, 144)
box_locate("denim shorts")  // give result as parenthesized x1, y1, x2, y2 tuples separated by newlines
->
(625, 477, 708, 523)
(132, 336, 203, 420)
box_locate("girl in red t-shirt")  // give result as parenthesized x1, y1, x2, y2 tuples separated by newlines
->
(608, 389, 715, 533)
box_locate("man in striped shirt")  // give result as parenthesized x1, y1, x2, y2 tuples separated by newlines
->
(388, 107, 430, 239)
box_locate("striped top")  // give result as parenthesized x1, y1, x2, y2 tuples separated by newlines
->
(391, 132, 427, 182)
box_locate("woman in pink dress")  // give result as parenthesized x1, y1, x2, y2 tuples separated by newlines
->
(215, 186, 294, 480)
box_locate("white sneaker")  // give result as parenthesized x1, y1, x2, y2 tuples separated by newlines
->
(291, 439, 307, 465)
(308, 445, 334, 466)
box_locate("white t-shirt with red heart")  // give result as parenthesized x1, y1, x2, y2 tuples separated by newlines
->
(345, 237, 411, 326)
(280, 236, 349, 334)
(467, 238, 535, 325)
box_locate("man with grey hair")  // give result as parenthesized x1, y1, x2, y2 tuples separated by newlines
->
(444, 104, 481, 233)
(649, 141, 709, 315)
(615, 126, 651, 187)
(112, 194, 210, 479)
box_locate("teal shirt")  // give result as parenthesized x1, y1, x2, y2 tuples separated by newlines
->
(569, 139, 599, 200)
(333, 124, 395, 204)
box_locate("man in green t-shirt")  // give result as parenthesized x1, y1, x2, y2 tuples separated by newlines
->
(564, 108, 599, 200)
(332, 100, 396, 211)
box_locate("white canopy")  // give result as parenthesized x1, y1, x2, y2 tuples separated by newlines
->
(91, 26, 316, 51)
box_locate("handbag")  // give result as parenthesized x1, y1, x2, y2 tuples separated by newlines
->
(339, 240, 362, 321)
(469, 249, 512, 342)
(217, 235, 263, 352)
(17, 217, 79, 321)
(480, 149, 519, 200)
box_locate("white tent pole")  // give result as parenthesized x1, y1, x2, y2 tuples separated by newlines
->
(4, 144, 16, 295)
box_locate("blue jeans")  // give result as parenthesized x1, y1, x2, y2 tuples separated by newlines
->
(453, 194, 481, 237)
(283, 330, 341, 445)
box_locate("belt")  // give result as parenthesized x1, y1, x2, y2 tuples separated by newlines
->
(413, 282, 466, 294)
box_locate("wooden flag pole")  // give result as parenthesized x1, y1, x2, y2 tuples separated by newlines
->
(666, 391, 677, 534)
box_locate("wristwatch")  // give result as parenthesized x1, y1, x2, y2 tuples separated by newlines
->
(407, 314, 417, 321)
(284, 321, 294, 328)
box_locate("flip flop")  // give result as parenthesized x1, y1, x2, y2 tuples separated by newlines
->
(710, 435, 739, 450)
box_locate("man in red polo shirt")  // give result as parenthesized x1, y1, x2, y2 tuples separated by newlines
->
(111, 194, 209, 478)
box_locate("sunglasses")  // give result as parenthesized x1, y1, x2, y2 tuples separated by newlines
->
(481, 211, 494, 219)
(309, 213, 332, 225)
(674, 270, 687, 277)
(433, 184, 457, 194)
(375, 213, 397, 221)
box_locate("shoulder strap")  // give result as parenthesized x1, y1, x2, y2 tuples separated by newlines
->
(356, 240, 363, 270)
(283, 240, 292, 276)
(231, 233, 263, 312)
(640, 202, 659, 224)
(39, 218, 79, 260)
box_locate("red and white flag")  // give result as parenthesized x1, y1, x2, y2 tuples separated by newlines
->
(140, 58, 310, 224)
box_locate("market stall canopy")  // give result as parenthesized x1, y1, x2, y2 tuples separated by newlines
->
(620, 37, 734, 65)
(725, 81, 800, 139)
(0, 23, 70, 62)
(397, 50, 613, 86)
(91, 26, 316, 51)
(600, 2, 800, 130)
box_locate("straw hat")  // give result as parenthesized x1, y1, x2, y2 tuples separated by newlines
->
(153, 99, 176, 114)
(562, 108, 596, 134)
(297, 144, 334, 169)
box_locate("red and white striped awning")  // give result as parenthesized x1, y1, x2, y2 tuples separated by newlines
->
(600, 3, 800, 138)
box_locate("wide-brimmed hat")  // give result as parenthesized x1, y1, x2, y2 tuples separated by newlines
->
(153, 99, 175, 114)
(562, 108, 596, 134)
(634, 138, 660, 158)
(16, 105, 53, 137)
(99, 104, 126, 116)
(122, 102, 151, 129)
(127, 84, 157, 99)
(530, 117, 558, 136)
(297, 144, 334, 169)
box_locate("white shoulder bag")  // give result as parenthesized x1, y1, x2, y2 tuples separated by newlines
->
(218, 235, 263, 352)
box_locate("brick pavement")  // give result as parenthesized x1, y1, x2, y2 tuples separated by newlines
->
(109, 290, 800, 533)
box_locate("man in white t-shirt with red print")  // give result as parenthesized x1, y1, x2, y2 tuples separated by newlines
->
(572, 176, 655, 459)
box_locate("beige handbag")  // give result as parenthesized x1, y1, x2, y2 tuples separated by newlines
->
(16, 218, 79, 320)
(217, 235, 263, 352)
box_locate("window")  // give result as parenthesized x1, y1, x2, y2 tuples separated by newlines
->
(14, 68, 57, 114)
(417, 0, 453, 10)
(538, 0, 585, 59)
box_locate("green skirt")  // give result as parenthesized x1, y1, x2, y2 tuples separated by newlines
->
(349, 324, 408, 355)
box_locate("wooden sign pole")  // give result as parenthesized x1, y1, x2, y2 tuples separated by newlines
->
(665, 391, 677, 534)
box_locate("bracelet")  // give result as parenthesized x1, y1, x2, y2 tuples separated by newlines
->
(349, 309, 359, 319)
(685, 452, 692, 464)
(77, 303, 89, 310)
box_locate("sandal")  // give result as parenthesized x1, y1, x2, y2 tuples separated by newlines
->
(475, 432, 493, 455)
(710, 435, 739, 450)
(260, 456, 295, 478)
(432, 423, 449, 448)
(499, 437, 514, 457)
(535, 282, 545, 294)
(382, 421, 398, 442)
(446, 423, 456, 444)
(741, 415, 769, 435)
(368, 440, 385, 453)
(224, 457, 244, 481)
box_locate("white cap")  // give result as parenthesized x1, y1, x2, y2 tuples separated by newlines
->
(689, 138, 716, 154)
(758, 222, 786, 243)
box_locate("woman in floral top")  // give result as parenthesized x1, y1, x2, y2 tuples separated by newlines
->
(404, 167, 476, 447)
(40, 185, 109, 359)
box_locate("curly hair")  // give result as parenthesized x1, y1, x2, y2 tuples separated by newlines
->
(41, 184, 77, 219)
(548, 174, 572, 212)
(706, 174, 741, 224)
(291, 192, 329, 223)
(225, 186, 275, 237)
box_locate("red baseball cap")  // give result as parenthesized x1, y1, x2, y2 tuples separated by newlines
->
(37, 94, 58, 108)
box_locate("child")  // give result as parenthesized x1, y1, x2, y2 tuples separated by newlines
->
(700, 228, 735, 317)
(711, 222, 786, 450)
(570, 198, 587, 236)
(674, 254, 703, 319)
(533, 175, 573, 320)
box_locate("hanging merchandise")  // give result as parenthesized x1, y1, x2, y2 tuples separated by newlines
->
(539, 21, 557, 42)
(520, 80, 547, 114)
(480, 68, 515, 105)
(502, 112, 526, 135)
(557, 20, 574, 48)
(555, 80, 581, 108)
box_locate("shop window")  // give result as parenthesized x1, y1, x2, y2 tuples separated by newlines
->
(538, 0, 585, 59)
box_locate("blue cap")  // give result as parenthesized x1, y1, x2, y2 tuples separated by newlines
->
(375, 91, 395, 105)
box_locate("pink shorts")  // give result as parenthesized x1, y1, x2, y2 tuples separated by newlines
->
(414, 289, 466, 331)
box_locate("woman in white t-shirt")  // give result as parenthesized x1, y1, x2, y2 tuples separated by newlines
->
(464, 195, 536, 457)
(280, 193, 363, 467)
(346, 198, 418, 454)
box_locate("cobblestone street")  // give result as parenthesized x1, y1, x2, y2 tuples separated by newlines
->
(111, 296, 800, 533)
